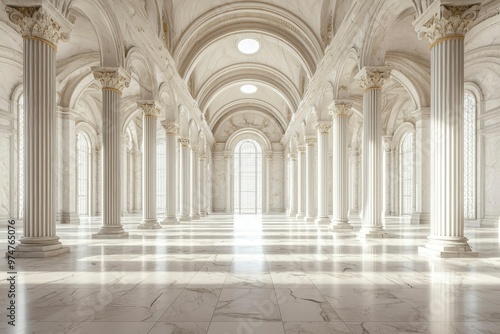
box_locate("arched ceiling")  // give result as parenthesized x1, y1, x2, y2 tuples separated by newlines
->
(166, 0, 325, 140)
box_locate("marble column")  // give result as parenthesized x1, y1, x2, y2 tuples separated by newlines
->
(190, 146, 200, 220)
(414, 1, 480, 257)
(57, 108, 80, 224)
(91, 148, 101, 216)
(330, 101, 353, 230)
(131, 148, 142, 213)
(178, 138, 191, 221)
(161, 121, 179, 224)
(120, 133, 129, 216)
(199, 152, 206, 217)
(91, 67, 130, 238)
(138, 101, 161, 229)
(383, 135, 393, 217)
(410, 108, 431, 224)
(6, 4, 71, 257)
(288, 152, 298, 217)
(348, 148, 360, 218)
(355, 66, 391, 238)
(265, 151, 273, 213)
(305, 137, 316, 222)
(296, 147, 306, 219)
(224, 151, 232, 213)
(315, 122, 331, 224)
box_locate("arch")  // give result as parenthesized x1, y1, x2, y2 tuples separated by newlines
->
(158, 82, 177, 121)
(76, 131, 91, 215)
(316, 81, 334, 121)
(392, 121, 415, 151)
(125, 47, 156, 99)
(225, 128, 272, 153)
(75, 121, 100, 150)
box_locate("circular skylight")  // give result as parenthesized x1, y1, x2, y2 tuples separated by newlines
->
(237, 38, 260, 54)
(240, 84, 257, 94)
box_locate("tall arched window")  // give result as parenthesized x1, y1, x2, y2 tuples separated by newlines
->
(234, 139, 262, 214)
(157, 142, 166, 214)
(400, 133, 414, 215)
(77, 133, 90, 215)
(464, 92, 476, 219)
(18, 94, 24, 219)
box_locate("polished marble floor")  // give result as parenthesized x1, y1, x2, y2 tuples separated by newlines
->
(1, 214, 500, 334)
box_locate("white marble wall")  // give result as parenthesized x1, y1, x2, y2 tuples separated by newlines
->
(212, 152, 226, 212)
(0, 133, 12, 219)
(484, 134, 500, 221)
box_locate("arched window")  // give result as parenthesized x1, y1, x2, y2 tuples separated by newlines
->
(157, 142, 166, 214)
(234, 139, 262, 214)
(464, 92, 476, 219)
(18, 94, 24, 219)
(400, 132, 414, 215)
(77, 133, 90, 215)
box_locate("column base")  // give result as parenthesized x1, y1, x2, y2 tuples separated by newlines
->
(315, 217, 330, 225)
(418, 236, 478, 258)
(200, 211, 207, 217)
(162, 216, 179, 225)
(304, 215, 315, 222)
(177, 215, 192, 222)
(329, 219, 353, 231)
(357, 226, 388, 239)
(139, 219, 162, 229)
(296, 212, 305, 219)
(9, 237, 70, 258)
(348, 210, 360, 219)
(410, 212, 430, 225)
(288, 211, 297, 218)
(190, 213, 200, 220)
(57, 212, 80, 224)
(92, 225, 129, 239)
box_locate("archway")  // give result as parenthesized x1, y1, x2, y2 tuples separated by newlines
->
(233, 139, 263, 214)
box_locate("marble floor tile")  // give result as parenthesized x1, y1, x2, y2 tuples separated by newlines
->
(345, 321, 451, 334)
(212, 288, 281, 322)
(148, 321, 210, 334)
(160, 287, 221, 322)
(283, 321, 352, 334)
(207, 321, 285, 334)
(275, 288, 342, 322)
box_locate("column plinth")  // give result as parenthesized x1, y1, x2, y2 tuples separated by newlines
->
(315, 122, 331, 225)
(162, 122, 179, 224)
(178, 138, 191, 222)
(6, 5, 71, 256)
(296, 147, 306, 219)
(414, 1, 480, 257)
(91, 67, 130, 239)
(304, 137, 316, 222)
(329, 102, 353, 231)
(139, 101, 161, 229)
(355, 66, 391, 239)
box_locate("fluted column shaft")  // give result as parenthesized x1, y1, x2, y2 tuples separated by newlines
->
(7, 5, 71, 256)
(348, 148, 360, 218)
(296, 147, 306, 219)
(356, 66, 391, 238)
(91, 67, 130, 238)
(224, 151, 232, 213)
(190, 147, 200, 219)
(120, 134, 128, 215)
(383, 136, 393, 217)
(330, 102, 352, 230)
(288, 153, 297, 216)
(162, 122, 179, 224)
(315, 123, 331, 224)
(265, 152, 273, 213)
(178, 138, 191, 221)
(305, 138, 316, 221)
(139, 101, 161, 229)
(199, 153, 206, 217)
(411, 109, 431, 224)
(415, 2, 480, 256)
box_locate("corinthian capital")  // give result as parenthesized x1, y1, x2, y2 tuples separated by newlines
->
(6, 3, 72, 48)
(315, 122, 331, 134)
(355, 66, 391, 90)
(91, 67, 131, 93)
(179, 138, 190, 147)
(162, 121, 180, 135)
(329, 101, 353, 117)
(137, 100, 160, 118)
(414, 1, 481, 47)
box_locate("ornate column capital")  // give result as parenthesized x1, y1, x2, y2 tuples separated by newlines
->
(137, 100, 160, 118)
(414, 1, 482, 48)
(161, 121, 180, 135)
(199, 153, 206, 160)
(315, 122, 331, 134)
(224, 150, 232, 160)
(297, 146, 306, 153)
(179, 137, 190, 147)
(305, 137, 317, 146)
(264, 151, 273, 159)
(355, 66, 391, 90)
(91, 66, 131, 94)
(288, 153, 297, 161)
(191, 146, 198, 154)
(5, 3, 72, 49)
(329, 101, 353, 117)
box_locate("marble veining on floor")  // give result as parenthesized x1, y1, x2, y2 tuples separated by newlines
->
(1, 214, 500, 334)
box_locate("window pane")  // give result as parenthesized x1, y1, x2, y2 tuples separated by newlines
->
(77, 133, 89, 215)
(18, 94, 24, 219)
(401, 133, 414, 215)
(234, 139, 262, 214)
(464, 93, 476, 219)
